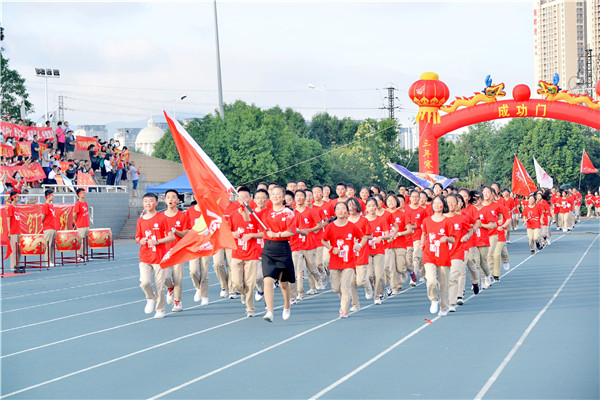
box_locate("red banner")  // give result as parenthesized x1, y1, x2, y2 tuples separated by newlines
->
(77, 172, 95, 186)
(0, 163, 46, 182)
(0, 204, 74, 234)
(60, 161, 75, 172)
(0, 144, 14, 158)
(76, 136, 99, 151)
(0, 206, 8, 245)
(16, 141, 32, 157)
(0, 121, 54, 141)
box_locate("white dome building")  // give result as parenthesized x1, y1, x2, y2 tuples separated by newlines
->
(135, 118, 165, 156)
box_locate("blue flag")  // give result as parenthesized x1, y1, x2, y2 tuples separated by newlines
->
(386, 163, 458, 189)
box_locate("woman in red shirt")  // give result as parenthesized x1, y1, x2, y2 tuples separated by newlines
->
(421, 195, 455, 316)
(523, 194, 542, 254)
(536, 191, 552, 247)
(365, 197, 390, 305)
(384, 194, 412, 294)
(594, 192, 600, 218)
(405, 190, 426, 284)
(468, 191, 497, 290)
(347, 198, 373, 302)
(322, 202, 367, 318)
(585, 190, 594, 218)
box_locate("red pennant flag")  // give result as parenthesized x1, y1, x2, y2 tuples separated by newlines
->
(159, 111, 236, 269)
(512, 155, 537, 197)
(580, 150, 598, 174)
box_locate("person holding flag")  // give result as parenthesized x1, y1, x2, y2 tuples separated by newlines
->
(186, 197, 212, 306)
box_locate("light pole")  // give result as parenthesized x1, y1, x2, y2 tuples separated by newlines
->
(34, 68, 60, 122)
(173, 95, 187, 118)
(308, 83, 328, 112)
(213, 0, 225, 120)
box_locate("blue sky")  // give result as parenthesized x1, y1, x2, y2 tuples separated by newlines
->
(2, 1, 534, 127)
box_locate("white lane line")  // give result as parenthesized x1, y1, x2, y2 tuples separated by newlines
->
(474, 234, 599, 400)
(0, 297, 229, 359)
(307, 234, 568, 399)
(0, 291, 333, 399)
(1, 275, 139, 300)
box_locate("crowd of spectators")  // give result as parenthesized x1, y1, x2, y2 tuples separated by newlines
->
(1, 117, 141, 198)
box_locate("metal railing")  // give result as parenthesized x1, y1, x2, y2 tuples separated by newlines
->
(42, 184, 127, 193)
(12, 193, 77, 204)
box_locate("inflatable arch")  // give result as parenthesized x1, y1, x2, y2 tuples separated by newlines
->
(409, 72, 600, 174)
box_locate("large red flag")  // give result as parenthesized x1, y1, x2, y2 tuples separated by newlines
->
(512, 155, 537, 197)
(159, 111, 236, 269)
(580, 150, 598, 174)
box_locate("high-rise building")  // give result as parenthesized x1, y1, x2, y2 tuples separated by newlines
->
(534, 0, 600, 98)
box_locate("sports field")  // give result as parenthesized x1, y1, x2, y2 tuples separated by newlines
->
(1, 220, 598, 399)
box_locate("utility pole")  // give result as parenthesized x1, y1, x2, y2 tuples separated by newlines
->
(585, 48, 593, 97)
(58, 95, 64, 122)
(381, 86, 401, 120)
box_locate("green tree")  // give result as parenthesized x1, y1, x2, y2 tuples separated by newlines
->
(1, 50, 34, 119)
(305, 113, 359, 149)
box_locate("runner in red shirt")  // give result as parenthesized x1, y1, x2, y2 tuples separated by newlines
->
(312, 185, 332, 288)
(523, 194, 542, 254)
(72, 188, 90, 262)
(421, 195, 455, 316)
(136, 193, 175, 319)
(536, 191, 552, 247)
(468, 191, 497, 290)
(186, 198, 212, 304)
(365, 197, 391, 305)
(322, 201, 367, 318)
(260, 185, 296, 323)
(358, 186, 371, 213)
(6, 191, 23, 273)
(585, 190, 594, 218)
(384, 194, 411, 295)
(347, 197, 373, 302)
(250, 188, 269, 302)
(41, 189, 57, 266)
(594, 192, 600, 218)
(162, 189, 191, 312)
(405, 190, 426, 284)
(481, 186, 500, 286)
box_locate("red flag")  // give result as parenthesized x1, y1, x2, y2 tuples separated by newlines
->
(76, 136, 100, 151)
(580, 150, 598, 174)
(512, 155, 537, 197)
(159, 111, 236, 269)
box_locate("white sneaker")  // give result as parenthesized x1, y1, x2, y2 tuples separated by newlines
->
(220, 289, 227, 298)
(166, 288, 174, 305)
(448, 305, 456, 312)
(391, 289, 398, 296)
(263, 311, 274, 322)
(254, 291, 264, 302)
(144, 299, 155, 314)
(482, 277, 490, 290)
(547, 238, 551, 245)
(172, 301, 183, 312)
(296, 293, 305, 301)
(247, 311, 256, 317)
(419, 277, 425, 282)
(410, 280, 417, 287)
(154, 310, 165, 319)
(438, 310, 448, 317)
(200, 297, 209, 306)
(349, 305, 359, 312)
(502, 262, 510, 271)
(488, 276, 494, 286)
(374, 298, 382, 305)
(241, 295, 246, 305)
(456, 297, 464, 305)
(290, 299, 298, 305)
(306, 288, 317, 295)
(282, 308, 291, 320)
(365, 290, 373, 300)
(430, 301, 439, 314)
(194, 289, 202, 302)
(228, 293, 239, 299)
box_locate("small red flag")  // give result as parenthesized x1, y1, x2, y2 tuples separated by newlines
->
(580, 150, 598, 174)
(159, 111, 236, 269)
(512, 155, 538, 197)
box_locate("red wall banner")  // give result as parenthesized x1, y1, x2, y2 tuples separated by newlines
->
(0, 121, 54, 141)
(0, 164, 46, 182)
(76, 136, 99, 151)
(0, 204, 75, 235)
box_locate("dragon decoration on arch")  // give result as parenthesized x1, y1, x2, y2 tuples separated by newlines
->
(536, 73, 600, 109)
(441, 75, 506, 113)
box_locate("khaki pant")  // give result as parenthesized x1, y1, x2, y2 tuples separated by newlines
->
(424, 263, 450, 312)
(139, 262, 166, 312)
(368, 254, 385, 298)
(315, 246, 327, 277)
(458, 251, 471, 298)
(164, 263, 184, 301)
(493, 241, 507, 277)
(213, 248, 233, 294)
(406, 240, 423, 277)
(586, 205, 594, 217)
(330, 268, 357, 314)
(76, 227, 89, 257)
(189, 257, 210, 298)
(487, 235, 498, 274)
(448, 258, 464, 306)
(43, 229, 56, 263)
(385, 247, 407, 290)
(527, 228, 541, 251)
(9, 234, 20, 271)
(291, 249, 320, 298)
(355, 263, 373, 297)
(469, 246, 489, 280)
(231, 258, 257, 313)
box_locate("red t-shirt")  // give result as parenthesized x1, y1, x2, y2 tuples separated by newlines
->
(73, 200, 90, 229)
(229, 209, 259, 260)
(379, 211, 395, 250)
(389, 209, 410, 249)
(594, 196, 600, 207)
(585, 194, 594, 205)
(136, 213, 170, 264)
(163, 210, 191, 251)
(365, 215, 388, 255)
(422, 216, 453, 267)
(483, 202, 501, 237)
(523, 204, 542, 229)
(405, 205, 426, 245)
(551, 193, 561, 214)
(471, 206, 492, 247)
(261, 207, 296, 242)
(496, 203, 511, 242)
(322, 221, 364, 269)
(350, 216, 372, 265)
(537, 201, 551, 227)
(42, 203, 57, 231)
(447, 213, 474, 260)
(7, 204, 21, 235)
(291, 207, 321, 251)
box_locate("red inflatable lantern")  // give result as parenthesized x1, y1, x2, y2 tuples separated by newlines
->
(409, 72, 450, 124)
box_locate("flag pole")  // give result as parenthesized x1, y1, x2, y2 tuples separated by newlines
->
(230, 187, 270, 232)
(578, 149, 584, 190)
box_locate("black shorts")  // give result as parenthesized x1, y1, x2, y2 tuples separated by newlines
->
(261, 240, 295, 283)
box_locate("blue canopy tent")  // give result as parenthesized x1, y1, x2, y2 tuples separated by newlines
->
(146, 173, 192, 193)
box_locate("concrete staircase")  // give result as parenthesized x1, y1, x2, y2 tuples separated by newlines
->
(118, 198, 144, 239)
(86, 192, 130, 236)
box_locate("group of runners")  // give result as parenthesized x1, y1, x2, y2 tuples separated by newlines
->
(135, 180, 587, 321)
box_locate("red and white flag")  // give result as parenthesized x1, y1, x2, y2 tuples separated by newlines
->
(159, 111, 236, 269)
(533, 156, 553, 189)
(512, 155, 537, 197)
(580, 149, 598, 174)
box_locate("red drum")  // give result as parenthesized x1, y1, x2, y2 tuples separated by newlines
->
(88, 228, 112, 248)
(56, 230, 82, 251)
(19, 234, 47, 255)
